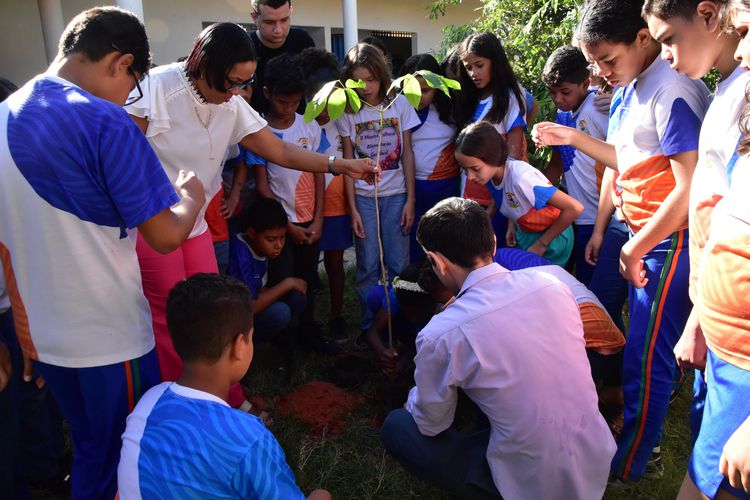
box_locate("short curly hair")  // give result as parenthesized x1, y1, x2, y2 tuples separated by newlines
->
(542, 45, 590, 87)
(167, 274, 253, 363)
(265, 53, 305, 96)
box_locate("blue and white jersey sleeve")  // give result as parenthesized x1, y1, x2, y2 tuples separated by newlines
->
(7, 77, 177, 233)
(653, 85, 704, 157)
(502, 89, 526, 134)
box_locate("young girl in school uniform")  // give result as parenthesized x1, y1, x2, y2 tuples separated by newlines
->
(455, 121, 583, 266)
(338, 43, 421, 330)
(400, 53, 460, 263)
(455, 32, 529, 243)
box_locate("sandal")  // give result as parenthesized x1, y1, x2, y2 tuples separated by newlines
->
(238, 399, 274, 428)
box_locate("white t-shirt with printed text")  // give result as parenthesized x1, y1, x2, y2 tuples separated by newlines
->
(336, 94, 420, 197)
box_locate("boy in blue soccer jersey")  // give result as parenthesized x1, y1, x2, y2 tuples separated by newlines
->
(118, 274, 330, 500)
(228, 198, 307, 343)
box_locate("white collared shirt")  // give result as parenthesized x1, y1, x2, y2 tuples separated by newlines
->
(406, 263, 615, 499)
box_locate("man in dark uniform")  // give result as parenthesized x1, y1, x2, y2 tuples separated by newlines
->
(250, 0, 315, 114)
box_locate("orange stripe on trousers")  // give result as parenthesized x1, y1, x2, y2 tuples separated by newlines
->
(623, 230, 684, 478)
(124, 361, 135, 413)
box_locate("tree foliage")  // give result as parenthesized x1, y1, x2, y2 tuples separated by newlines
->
(430, 0, 582, 165)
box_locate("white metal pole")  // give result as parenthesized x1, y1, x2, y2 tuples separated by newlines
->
(37, 0, 65, 64)
(116, 0, 145, 22)
(342, 0, 358, 52)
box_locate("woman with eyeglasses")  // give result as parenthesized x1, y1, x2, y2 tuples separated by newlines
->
(126, 22, 377, 409)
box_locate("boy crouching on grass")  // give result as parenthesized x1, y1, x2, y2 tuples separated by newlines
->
(229, 198, 307, 344)
(380, 197, 615, 500)
(118, 274, 330, 500)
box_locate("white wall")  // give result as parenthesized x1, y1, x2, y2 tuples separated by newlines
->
(0, 0, 50, 86)
(0, 0, 480, 86)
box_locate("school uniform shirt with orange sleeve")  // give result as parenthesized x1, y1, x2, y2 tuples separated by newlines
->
(485, 159, 560, 233)
(411, 104, 459, 182)
(689, 65, 748, 302)
(494, 248, 625, 354)
(531, 265, 625, 354)
(246, 114, 322, 224)
(609, 57, 709, 234)
(608, 57, 710, 482)
(462, 89, 527, 206)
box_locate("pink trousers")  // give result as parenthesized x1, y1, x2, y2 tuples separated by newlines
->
(136, 230, 245, 407)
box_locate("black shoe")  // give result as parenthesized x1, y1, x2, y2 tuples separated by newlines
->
(329, 317, 349, 344)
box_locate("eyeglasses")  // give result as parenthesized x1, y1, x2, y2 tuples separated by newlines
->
(110, 43, 144, 106)
(225, 74, 256, 91)
(124, 67, 143, 106)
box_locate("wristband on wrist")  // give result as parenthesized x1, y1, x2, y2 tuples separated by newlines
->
(327, 155, 340, 176)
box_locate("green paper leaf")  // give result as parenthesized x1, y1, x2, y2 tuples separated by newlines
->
(327, 87, 347, 121)
(345, 79, 365, 89)
(345, 88, 362, 113)
(402, 74, 422, 109)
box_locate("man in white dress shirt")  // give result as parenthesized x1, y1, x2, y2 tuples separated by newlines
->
(381, 197, 615, 500)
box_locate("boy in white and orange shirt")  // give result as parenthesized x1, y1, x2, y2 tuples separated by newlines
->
(542, 45, 609, 286)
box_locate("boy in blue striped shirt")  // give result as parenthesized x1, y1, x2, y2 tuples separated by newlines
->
(118, 274, 330, 500)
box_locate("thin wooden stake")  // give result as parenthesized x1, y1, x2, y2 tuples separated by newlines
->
(372, 109, 394, 351)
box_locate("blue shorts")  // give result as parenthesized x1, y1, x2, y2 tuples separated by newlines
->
(689, 348, 750, 499)
(320, 214, 353, 252)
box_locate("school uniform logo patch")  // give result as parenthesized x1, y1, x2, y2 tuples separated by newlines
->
(506, 192, 521, 209)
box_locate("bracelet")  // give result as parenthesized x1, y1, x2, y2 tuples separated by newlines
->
(327, 155, 340, 176)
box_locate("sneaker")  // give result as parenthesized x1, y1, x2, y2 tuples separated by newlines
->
(329, 317, 349, 344)
(642, 446, 664, 480)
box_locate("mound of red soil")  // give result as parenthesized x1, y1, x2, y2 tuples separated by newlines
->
(277, 381, 363, 435)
